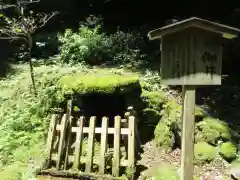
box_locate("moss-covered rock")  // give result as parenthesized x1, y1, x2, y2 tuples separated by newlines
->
(219, 142, 237, 161)
(195, 116, 231, 145)
(58, 73, 140, 95)
(194, 142, 217, 165)
(154, 122, 175, 152)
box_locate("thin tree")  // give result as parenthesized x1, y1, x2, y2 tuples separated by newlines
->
(0, 0, 58, 95)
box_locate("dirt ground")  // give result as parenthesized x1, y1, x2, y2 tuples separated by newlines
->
(137, 141, 231, 180)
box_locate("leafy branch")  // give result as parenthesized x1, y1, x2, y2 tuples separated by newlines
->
(0, 0, 58, 95)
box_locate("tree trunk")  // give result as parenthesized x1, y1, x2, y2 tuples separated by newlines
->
(27, 32, 37, 96)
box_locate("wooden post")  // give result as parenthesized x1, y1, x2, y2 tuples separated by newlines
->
(56, 99, 72, 170)
(128, 116, 135, 167)
(73, 116, 85, 169)
(112, 116, 121, 177)
(85, 116, 96, 173)
(180, 86, 196, 180)
(99, 117, 109, 174)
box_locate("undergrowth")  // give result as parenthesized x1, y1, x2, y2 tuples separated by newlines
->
(0, 63, 88, 179)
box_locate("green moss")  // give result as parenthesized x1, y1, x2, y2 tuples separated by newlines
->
(194, 142, 217, 165)
(154, 122, 174, 152)
(58, 73, 139, 95)
(195, 116, 231, 145)
(195, 128, 220, 145)
(144, 164, 180, 180)
(219, 142, 237, 161)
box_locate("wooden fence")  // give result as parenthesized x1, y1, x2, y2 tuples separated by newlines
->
(46, 100, 137, 177)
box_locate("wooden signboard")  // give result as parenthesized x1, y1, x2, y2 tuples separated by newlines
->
(148, 17, 240, 180)
(161, 28, 222, 85)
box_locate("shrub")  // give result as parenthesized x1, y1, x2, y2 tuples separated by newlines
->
(219, 142, 237, 161)
(59, 26, 110, 65)
(194, 142, 217, 164)
(58, 17, 147, 66)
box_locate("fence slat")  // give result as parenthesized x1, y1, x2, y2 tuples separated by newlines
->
(99, 117, 109, 174)
(128, 116, 135, 167)
(73, 116, 85, 169)
(56, 114, 67, 170)
(46, 114, 57, 166)
(112, 116, 121, 177)
(85, 116, 96, 173)
(121, 118, 128, 158)
(64, 116, 73, 170)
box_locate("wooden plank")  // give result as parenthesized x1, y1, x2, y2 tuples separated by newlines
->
(121, 119, 128, 158)
(99, 117, 109, 174)
(56, 114, 67, 170)
(69, 127, 129, 135)
(180, 86, 196, 180)
(52, 154, 129, 167)
(85, 116, 96, 173)
(112, 116, 121, 177)
(46, 114, 57, 166)
(73, 116, 85, 169)
(128, 116, 135, 167)
(64, 116, 73, 170)
(39, 169, 127, 180)
(56, 99, 72, 170)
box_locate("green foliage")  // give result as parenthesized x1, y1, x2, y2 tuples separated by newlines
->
(154, 122, 174, 152)
(58, 18, 147, 66)
(57, 72, 139, 95)
(195, 116, 231, 145)
(141, 91, 167, 110)
(219, 142, 237, 161)
(124, 166, 136, 179)
(140, 70, 165, 91)
(194, 142, 217, 165)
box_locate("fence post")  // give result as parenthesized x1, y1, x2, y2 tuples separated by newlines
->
(99, 117, 109, 174)
(46, 114, 57, 167)
(85, 116, 96, 173)
(56, 114, 67, 170)
(112, 115, 121, 177)
(73, 116, 85, 170)
(128, 116, 135, 167)
(64, 116, 73, 170)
